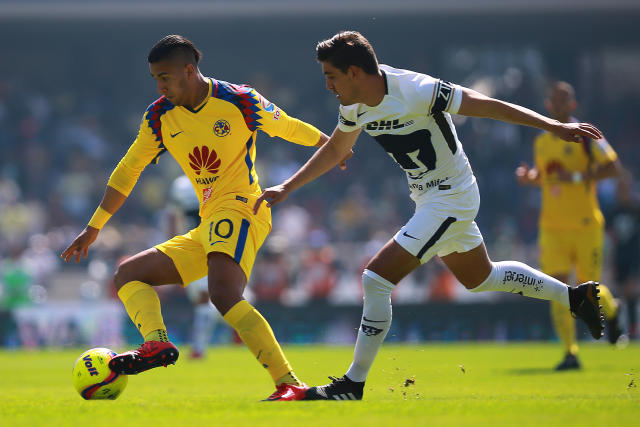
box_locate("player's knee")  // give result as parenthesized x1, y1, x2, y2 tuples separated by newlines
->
(112, 264, 129, 291)
(113, 259, 138, 290)
(207, 281, 224, 305)
(460, 262, 495, 290)
(207, 279, 243, 315)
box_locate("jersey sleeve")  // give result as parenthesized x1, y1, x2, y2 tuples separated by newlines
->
(591, 137, 618, 165)
(107, 112, 164, 196)
(423, 78, 463, 116)
(249, 89, 321, 146)
(336, 105, 360, 133)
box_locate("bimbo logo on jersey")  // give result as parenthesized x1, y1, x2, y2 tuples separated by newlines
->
(189, 146, 221, 176)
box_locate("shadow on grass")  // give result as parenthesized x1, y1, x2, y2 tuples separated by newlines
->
(507, 367, 559, 375)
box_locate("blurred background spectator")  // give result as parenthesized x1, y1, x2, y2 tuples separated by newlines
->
(0, 0, 638, 346)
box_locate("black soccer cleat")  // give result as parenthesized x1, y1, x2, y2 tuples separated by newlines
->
(109, 341, 179, 375)
(569, 281, 604, 340)
(304, 375, 364, 401)
(554, 352, 581, 371)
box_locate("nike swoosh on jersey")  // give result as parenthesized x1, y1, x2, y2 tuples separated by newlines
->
(170, 131, 183, 138)
(357, 111, 367, 118)
(363, 316, 387, 323)
(210, 240, 224, 246)
(402, 231, 419, 240)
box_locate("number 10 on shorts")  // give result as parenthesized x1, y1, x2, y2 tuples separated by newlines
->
(208, 217, 251, 264)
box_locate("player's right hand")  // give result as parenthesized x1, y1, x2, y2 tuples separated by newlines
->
(61, 226, 99, 263)
(253, 184, 290, 214)
(553, 121, 603, 143)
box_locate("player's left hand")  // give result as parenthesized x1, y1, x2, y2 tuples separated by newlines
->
(553, 122, 603, 142)
(253, 184, 291, 214)
(60, 226, 99, 263)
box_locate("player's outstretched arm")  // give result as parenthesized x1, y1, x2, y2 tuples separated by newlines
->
(254, 126, 360, 213)
(60, 186, 127, 263)
(457, 87, 604, 142)
(314, 132, 354, 170)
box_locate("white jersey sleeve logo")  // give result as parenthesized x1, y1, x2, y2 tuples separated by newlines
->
(337, 64, 475, 202)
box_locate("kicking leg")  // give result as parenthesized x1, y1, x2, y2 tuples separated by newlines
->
(109, 248, 182, 374)
(441, 243, 604, 339)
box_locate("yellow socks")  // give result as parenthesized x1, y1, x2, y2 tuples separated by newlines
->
(144, 329, 169, 343)
(118, 281, 167, 340)
(275, 371, 302, 387)
(598, 284, 618, 319)
(224, 300, 300, 385)
(551, 301, 578, 355)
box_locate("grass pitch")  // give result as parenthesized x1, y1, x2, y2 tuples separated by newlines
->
(0, 342, 637, 426)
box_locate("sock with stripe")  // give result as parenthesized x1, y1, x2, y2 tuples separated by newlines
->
(345, 269, 394, 383)
(469, 261, 570, 307)
(223, 300, 301, 385)
(117, 281, 168, 341)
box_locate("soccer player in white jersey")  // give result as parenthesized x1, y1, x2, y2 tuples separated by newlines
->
(254, 31, 606, 400)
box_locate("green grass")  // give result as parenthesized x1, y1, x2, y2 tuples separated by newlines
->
(0, 342, 638, 426)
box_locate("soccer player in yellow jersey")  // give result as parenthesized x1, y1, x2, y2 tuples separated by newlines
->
(516, 81, 624, 370)
(61, 35, 341, 400)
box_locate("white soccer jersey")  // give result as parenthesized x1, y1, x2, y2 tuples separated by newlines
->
(337, 64, 475, 202)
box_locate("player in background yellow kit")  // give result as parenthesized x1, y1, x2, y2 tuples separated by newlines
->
(516, 81, 624, 370)
(61, 35, 345, 400)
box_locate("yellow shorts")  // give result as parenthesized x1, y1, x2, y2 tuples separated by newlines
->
(155, 196, 271, 285)
(538, 226, 603, 282)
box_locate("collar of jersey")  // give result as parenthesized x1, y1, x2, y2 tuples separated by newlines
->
(184, 78, 213, 113)
(381, 69, 389, 95)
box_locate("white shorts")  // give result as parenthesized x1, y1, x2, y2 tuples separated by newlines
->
(394, 183, 484, 264)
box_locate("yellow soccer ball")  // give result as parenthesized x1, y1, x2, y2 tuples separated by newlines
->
(72, 348, 128, 400)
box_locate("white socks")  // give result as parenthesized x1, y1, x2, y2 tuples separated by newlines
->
(469, 261, 570, 307)
(345, 269, 395, 383)
(344, 261, 569, 383)
(192, 303, 218, 354)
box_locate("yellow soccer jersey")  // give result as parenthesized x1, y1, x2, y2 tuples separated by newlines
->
(107, 78, 320, 219)
(534, 126, 617, 230)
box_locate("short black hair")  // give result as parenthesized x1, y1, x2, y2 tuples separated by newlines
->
(316, 31, 379, 75)
(148, 34, 202, 65)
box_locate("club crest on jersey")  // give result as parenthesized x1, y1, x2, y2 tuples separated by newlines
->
(189, 146, 221, 176)
(213, 119, 231, 137)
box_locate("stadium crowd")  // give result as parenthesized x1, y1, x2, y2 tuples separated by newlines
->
(1, 43, 639, 344)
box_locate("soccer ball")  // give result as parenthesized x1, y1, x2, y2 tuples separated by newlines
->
(72, 347, 128, 400)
